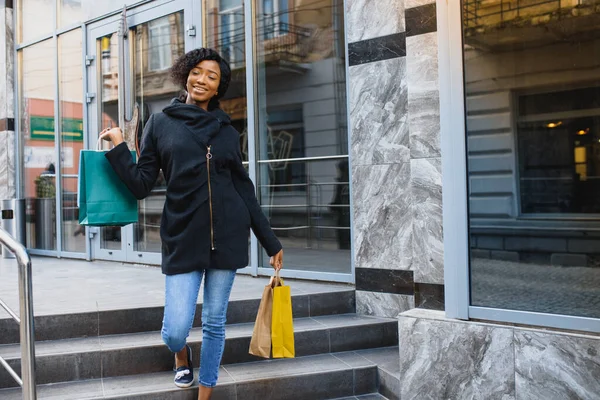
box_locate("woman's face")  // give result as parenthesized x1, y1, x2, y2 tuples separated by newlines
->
(185, 60, 221, 110)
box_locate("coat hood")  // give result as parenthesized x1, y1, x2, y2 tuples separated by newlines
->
(162, 98, 231, 147)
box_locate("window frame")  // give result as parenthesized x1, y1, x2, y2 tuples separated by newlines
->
(218, 4, 245, 68)
(515, 86, 600, 219)
(147, 16, 173, 72)
(439, 0, 600, 333)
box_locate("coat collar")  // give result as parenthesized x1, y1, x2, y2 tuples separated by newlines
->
(162, 98, 231, 147)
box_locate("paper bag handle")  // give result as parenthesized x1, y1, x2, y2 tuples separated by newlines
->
(97, 125, 119, 151)
(97, 132, 117, 151)
(271, 269, 283, 287)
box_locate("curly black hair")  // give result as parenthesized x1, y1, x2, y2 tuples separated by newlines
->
(170, 48, 231, 110)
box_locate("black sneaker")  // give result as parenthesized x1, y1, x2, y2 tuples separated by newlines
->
(173, 344, 194, 388)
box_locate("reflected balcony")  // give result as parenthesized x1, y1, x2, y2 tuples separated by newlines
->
(463, 0, 600, 51)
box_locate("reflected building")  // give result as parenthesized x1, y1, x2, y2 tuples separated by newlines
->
(462, 0, 600, 317)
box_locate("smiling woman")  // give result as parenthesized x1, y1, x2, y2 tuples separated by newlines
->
(170, 48, 232, 111)
(185, 61, 222, 109)
(98, 47, 283, 399)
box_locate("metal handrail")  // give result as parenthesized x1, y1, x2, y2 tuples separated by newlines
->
(0, 227, 37, 399)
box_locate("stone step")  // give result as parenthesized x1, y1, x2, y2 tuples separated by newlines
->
(0, 289, 355, 344)
(0, 347, 399, 400)
(0, 314, 397, 389)
(332, 394, 389, 400)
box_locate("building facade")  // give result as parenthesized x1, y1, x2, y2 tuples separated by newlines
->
(1, 0, 600, 398)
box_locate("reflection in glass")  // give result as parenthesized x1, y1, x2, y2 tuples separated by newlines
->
(132, 12, 185, 253)
(258, 158, 350, 272)
(59, 30, 86, 253)
(57, 0, 143, 26)
(18, 0, 54, 43)
(21, 40, 57, 250)
(462, 1, 600, 318)
(204, 0, 248, 159)
(97, 32, 121, 251)
(255, 0, 349, 273)
(58, 0, 83, 28)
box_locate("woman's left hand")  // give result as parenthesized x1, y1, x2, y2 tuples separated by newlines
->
(270, 249, 283, 270)
(99, 127, 125, 146)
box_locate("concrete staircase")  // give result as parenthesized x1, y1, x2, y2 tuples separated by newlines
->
(0, 288, 399, 399)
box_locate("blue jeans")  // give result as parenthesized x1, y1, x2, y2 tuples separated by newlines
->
(161, 269, 236, 388)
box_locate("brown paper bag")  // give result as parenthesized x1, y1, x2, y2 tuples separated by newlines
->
(249, 277, 275, 358)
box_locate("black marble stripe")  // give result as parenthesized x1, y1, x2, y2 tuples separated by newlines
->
(406, 3, 437, 37)
(0, 118, 14, 131)
(355, 268, 414, 295)
(348, 32, 406, 67)
(415, 283, 445, 311)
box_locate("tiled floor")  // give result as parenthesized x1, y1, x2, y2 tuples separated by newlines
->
(0, 256, 353, 318)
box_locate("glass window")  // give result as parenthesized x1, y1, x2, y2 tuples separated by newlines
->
(18, 0, 54, 43)
(58, 30, 85, 253)
(462, 1, 600, 318)
(205, 0, 251, 262)
(96, 32, 122, 251)
(255, 0, 350, 272)
(57, 0, 143, 24)
(20, 40, 57, 251)
(148, 17, 173, 71)
(204, 0, 248, 157)
(58, 0, 83, 28)
(132, 12, 186, 253)
(517, 87, 600, 214)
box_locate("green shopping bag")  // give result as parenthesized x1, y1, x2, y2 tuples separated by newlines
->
(78, 140, 138, 227)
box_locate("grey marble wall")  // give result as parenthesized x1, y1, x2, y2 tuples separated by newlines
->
(0, 131, 16, 200)
(405, 0, 435, 8)
(0, 4, 16, 199)
(398, 309, 600, 400)
(349, 57, 409, 167)
(347, 0, 413, 290)
(347, 0, 443, 317)
(406, 3, 443, 286)
(515, 330, 600, 399)
(407, 32, 440, 159)
(356, 291, 414, 319)
(411, 158, 443, 283)
(352, 163, 412, 271)
(346, 0, 405, 43)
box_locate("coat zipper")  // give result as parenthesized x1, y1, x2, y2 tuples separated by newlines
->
(206, 145, 215, 250)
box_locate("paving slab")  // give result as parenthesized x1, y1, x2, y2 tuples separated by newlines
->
(0, 257, 352, 319)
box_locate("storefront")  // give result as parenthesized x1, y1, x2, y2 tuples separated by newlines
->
(1, 0, 599, 395)
(8, 0, 352, 282)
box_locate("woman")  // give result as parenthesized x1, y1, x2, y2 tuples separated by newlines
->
(100, 48, 284, 400)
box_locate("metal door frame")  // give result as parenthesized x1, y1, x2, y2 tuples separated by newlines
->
(85, 0, 198, 264)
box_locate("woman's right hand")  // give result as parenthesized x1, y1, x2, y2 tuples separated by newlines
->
(99, 127, 125, 147)
(270, 249, 283, 270)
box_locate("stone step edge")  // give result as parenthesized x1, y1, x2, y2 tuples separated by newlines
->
(0, 348, 399, 400)
(0, 314, 397, 360)
(0, 289, 357, 344)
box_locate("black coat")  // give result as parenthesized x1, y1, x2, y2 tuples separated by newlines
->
(105, 99, 282, 275)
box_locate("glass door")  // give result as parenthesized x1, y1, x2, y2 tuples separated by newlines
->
(86, 0, 198, 263)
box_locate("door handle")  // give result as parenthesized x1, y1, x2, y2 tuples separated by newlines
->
(117, 5, 129, 133)
(117, 6, 141, 156)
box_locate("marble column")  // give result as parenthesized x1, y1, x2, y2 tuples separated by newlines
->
(406, 1, 444, 306)
(346, 0, 445, 317)
(0, 1, 16, 200)
(347, 0, 415, 318)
